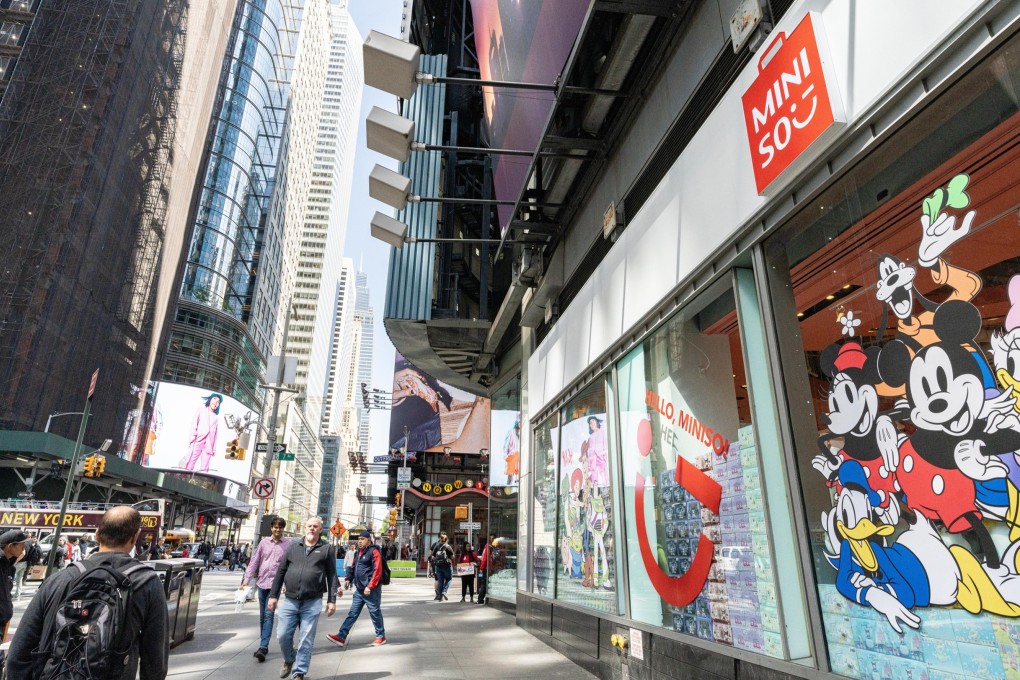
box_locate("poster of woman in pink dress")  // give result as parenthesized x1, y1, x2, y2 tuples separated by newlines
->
(183, 393, 222, 473)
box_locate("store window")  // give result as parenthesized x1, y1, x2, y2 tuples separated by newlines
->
(765, 33, 1020, 680)
(555, 380, 618, 613)
(532, 413, 559, 596)
(488, 377, 521, 602)
(617, 281, 785, 657)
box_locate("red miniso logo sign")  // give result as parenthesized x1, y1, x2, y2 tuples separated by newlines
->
(741, 12, 845, 195)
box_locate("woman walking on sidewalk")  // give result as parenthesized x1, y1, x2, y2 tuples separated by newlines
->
(457, 542, 478, 602)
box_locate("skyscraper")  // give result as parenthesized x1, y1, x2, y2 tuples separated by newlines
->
(161, 0, 305, 416)
(354, 270, 374, 453)
(0, 0, 238, 448)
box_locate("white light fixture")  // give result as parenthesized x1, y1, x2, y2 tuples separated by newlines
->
(370, 211, 408, 249)
(363, 30, 422, 100)
(366, 106, 415, 162)
(369, 164, 412, 210)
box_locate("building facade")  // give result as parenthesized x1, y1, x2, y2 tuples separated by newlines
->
(0, 0, 237, 450)
(162, 0, 304, 414)
(385, 1, 1020, 678)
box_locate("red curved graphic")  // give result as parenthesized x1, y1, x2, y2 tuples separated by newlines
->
(634, 455, 721, 607)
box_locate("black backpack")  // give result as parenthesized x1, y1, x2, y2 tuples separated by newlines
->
(432, 542, 451, 568)
(37, 560, 157, 680)
(375, 545, 392, 586)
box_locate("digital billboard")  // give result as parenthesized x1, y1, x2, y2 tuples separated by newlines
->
(468, 0, 589, 230)
(489, 409, 520, 488)
(142, 381, 257, 486)
(389, 352, 490, 453)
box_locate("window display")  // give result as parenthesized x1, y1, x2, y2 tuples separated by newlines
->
(616, 283, 784, 657)
(489, 379, 520, 602)
(765, 34, 1020, 680)
(555, 382, 618, 613)
(532, 413, 559, 596)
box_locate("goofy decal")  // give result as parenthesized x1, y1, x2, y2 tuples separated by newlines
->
(817, 173, 1020, 631)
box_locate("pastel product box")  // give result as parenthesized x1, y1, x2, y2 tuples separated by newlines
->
(725, 476, 745, 497)
(754, 554, 773, 584)
(955, 641, 1006, 680)
(872, 626, 898, 656)
(701, 506, 718, 524)
(763, 631, 783, 659)
(671, 612, 685, 632)
(926, 671, 968, 680)
(743, 468, 761, 491)
(896, 627, 924, 661)
(713, 622, 733, 646)
(948, 609, 996, 647)
(682, 614, 698, 636)
(822, 612, 854, 646)
(748, 510, 766, 535)
(992, 620, 1020, 647)
(1002, 649, 1020, 680)
(704, 523, 722, 543)
(736, 549, 755, 572)
(746, 487, 764, 512)
(720, 512, 738, 533)
(725, 585, 760, 610)
(828, 643, 863, 679)
(695, 597, 711, 618)
(709, 599, 730, 624)
(739, 425, 755, 448)
(740, 446, 758, 470)
(759, 605, 780, 633)
(852, 617, 878, 652)
(920, 637, 963, 674)
(751, 531, 771, 555)
(894, 658, 931, 680)
(855, 650, 883, 680)
(728, 607, 756, 631)
(733, 627, 765, 654)
(819, 585, 850, 615)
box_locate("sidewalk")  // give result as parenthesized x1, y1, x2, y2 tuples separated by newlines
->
(168, 572, 596, 679)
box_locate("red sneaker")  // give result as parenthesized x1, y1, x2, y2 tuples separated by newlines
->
(371, 637, 387, 646)
(326, 634, 346, 647)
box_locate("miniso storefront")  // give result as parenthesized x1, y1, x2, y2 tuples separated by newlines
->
(518, 1, 1020, 678)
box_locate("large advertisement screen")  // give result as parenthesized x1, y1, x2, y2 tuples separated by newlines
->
(389, 352, 490, 453)
(468, 0, 589, 231)
(489, 409, 521, 488)
(142, 381, 257, 486)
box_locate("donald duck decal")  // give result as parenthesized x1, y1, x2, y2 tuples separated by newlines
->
(817, 173, 1020, 631)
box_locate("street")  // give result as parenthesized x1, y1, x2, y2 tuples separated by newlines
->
(9, 568, 595, 679)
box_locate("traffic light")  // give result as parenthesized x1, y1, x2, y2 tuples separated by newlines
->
(226, 439, 239, 459)
(95, 455, 106, 476)
(83, 455, 96, 477)
(235, 446, 245, 461)
(394, 492, 401, 506)
(388, 508, 398, 526)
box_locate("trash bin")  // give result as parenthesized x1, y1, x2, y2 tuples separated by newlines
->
(145, 558, 204, 648)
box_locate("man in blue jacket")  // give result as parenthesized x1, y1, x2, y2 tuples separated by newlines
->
(268, 517, 337, 680)
(327, 530, 386, 647)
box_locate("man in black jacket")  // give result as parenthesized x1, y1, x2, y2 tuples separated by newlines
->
(268, 516, 338, 680)
(7, 506, 169, 679)
(0, 529, 27, 632)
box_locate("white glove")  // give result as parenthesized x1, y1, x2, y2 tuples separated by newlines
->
(876, 415, 899, 473)
(955, 439, 1008, 481)
(865, 587, 921, 633)
(918, 210, 975, 268)
(812, 454, 840, 480)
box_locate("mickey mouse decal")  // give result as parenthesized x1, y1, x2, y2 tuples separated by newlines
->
(818, 173, 1020, 629)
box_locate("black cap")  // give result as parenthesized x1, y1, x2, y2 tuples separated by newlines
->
(0, 530, 28, 548)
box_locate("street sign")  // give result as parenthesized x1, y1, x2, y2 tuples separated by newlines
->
(88, 368, 99, 399)
(255, 442, 286, 454)
(397, 468, 411, 482)
(276, 452, 295, 461)
(458, 521, 481, 530)
(253, 477, 276, 499)
(397, 482, 410, 490)
(17, 491, 34, 499)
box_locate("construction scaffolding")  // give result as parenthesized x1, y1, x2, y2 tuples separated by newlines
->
(0, 0, 187, 450)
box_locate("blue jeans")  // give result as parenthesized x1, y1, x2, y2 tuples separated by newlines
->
(257, 587, 274, 649)
(276, 597, 322, 677)
(338, 588, 385, 639)
(435, 565, 452, 598)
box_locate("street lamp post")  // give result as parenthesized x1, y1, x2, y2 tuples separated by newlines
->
(45, 411, 88, 433)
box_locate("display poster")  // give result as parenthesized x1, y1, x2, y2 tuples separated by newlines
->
(389, 352, 490, 453)
(489, 409, 521, 489)
(143, 381, 256, 485)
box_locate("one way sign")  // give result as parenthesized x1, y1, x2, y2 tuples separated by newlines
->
(254, 442, 286, 454)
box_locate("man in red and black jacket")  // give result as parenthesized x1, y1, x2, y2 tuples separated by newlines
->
(327, 531, 386, 647)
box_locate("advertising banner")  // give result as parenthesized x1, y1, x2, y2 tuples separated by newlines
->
(489, 409, 520, 489)
(389, 352, 490, 453)
(468, 0, 588, 231)
(142, 381, 257, 485)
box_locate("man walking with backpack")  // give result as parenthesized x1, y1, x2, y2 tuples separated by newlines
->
(327, 530, 386, 647)
(7, 506, 169, 679)
(267, 517, 338, 680)
(430, 532, 454, 601)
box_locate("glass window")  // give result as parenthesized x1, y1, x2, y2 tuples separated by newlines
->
(764, 33, 1020, 680)
(617, 282, 784, 657)
(555, 380, 618, 613)
(488, 377, 521, 602)
(532, 413, 559, 597)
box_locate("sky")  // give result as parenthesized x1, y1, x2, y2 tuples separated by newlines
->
(343, 1, 404, 486)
